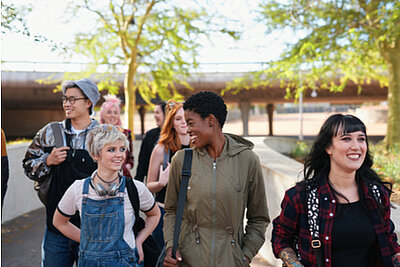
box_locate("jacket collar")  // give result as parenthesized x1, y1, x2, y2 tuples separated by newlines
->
(195, 133, 253, 160)
(62, 118, 99, 135)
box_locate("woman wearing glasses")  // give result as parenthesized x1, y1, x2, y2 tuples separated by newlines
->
(53, 125, 160, 267)
(99, 94, 135, 178)
(146, 100, 190, 248)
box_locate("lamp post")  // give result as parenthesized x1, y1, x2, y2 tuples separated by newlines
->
(299, 91, 304, 141)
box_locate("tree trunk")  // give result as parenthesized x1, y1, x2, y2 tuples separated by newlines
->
(124, 60, 137, 139)
(380, 40, 400, 146)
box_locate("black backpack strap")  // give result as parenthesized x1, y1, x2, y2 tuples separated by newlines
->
(172, 148, 193, 258)
(162, 148, 171, 170)
(50, 122, 64, 148)
(126, 177, 142, 235)
(306, 179, 324, 267)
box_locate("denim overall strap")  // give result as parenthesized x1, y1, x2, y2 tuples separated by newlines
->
(79, 176, 141, 267)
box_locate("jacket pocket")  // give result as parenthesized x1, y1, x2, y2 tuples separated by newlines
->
(227, 226, 249, 267)
(179, 224, 202, 265)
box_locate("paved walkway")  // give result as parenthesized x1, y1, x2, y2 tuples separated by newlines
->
(2, 111, 387, 266)
(1, 207, 271, 266)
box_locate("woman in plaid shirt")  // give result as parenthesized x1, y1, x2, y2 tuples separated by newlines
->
(272, 114, 400, 267)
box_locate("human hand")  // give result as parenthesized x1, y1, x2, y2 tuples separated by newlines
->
(164, 246, 182, 267)
(125, 163, 132, 170)
(46, 146, 70, 166)
(135, 240, 144, 264)
(393, 252, 400, 267)
(159, 163, 170, 186)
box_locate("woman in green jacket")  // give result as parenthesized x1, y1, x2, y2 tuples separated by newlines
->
(163, 91, 270, 267)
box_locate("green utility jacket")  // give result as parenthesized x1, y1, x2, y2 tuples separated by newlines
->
(164, 134, 270, 267)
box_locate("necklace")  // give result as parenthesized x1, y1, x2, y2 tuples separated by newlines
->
(96, 172, 119, 186)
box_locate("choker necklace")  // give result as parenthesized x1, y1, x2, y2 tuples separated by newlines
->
(96, 172, 119, 186)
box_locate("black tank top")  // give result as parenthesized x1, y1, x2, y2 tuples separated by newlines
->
(331, 201, 377, 266)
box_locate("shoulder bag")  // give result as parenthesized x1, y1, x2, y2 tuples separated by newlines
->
(33, 122, 63, 205)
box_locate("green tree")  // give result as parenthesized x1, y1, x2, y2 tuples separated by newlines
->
(1, 2, 31, 36)
(238, 0, 400, 146)
(61, 0, 230, 134)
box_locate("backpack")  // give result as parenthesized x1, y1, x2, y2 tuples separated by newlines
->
(126, 177, 162, 267)
(126, 148, 193, 267)
(33, 122, 63, 205)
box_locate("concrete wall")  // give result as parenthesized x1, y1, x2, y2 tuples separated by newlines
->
(2, 143, 43, 223)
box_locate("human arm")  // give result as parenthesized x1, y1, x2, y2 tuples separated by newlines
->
(241, 153, 270, 261)
(22, 124, 69, 181)
(53, 181, 81, 242)
(135, 204, 161, 263)
(379, 188, 400, 264)
(146, 144, 169, 193)
(163, 151, 184, 264)
(272, 186, 304, 265)
(53, 209, 81, 242)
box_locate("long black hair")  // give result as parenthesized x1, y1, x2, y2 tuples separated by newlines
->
(304, 113, 391, 194)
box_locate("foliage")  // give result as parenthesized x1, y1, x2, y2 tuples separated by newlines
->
(1, 1, 66, 52)
(227, 0, 400, 146)
(371, 142, 400, 189)
(290, 141, 310, 160)
(56, 0, 236, 131)
(1, 1, 31, 36)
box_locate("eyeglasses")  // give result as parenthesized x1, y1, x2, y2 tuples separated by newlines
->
(62, 96, 88, 105)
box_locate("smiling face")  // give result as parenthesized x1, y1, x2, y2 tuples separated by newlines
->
(63, 87, 91, 120)
(103, 105, 120, 125)
(154, 104, 165, 128)
(326, 130, 367, 175)
(185, 109, 213, 148)
(173, 107, 187, 135)
(93, 140, 126, 173)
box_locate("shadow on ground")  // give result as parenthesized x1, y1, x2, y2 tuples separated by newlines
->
(1, 207, 271, 266)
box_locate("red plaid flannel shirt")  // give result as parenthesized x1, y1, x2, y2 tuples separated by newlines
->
(271, 177, 400, 266)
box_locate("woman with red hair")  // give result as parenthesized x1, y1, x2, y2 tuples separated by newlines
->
(147, 100, 190, 248)
(99, 94, 134, 178)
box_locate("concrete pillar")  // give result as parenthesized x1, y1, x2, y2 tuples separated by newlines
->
(266, 103, 275, 136)
(238, 101, 251, 136)
(138, 106, 146, 136)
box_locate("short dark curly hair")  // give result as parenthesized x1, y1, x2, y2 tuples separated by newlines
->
(183, 91, 227, 128)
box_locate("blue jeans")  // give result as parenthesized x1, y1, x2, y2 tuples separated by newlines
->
(152, 205, 165, 248)
(42, 228, 79, 267)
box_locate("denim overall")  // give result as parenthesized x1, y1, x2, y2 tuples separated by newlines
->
(78, 177, 142, 267)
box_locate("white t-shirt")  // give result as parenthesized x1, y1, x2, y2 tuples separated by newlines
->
(57, 178, 155, 249)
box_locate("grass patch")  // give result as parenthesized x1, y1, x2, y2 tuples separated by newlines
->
(7, 138, 32, 145)
(370, 142, 400, 189)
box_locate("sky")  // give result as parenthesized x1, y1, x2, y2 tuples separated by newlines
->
(2, 0, 296, 72)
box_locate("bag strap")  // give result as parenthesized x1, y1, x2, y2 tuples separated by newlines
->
(50, 122, 64, 148)
(306, 179, 382, 267)
(126, 177, 141, 235)
(306, 179, 324, 267)
(162, 148, 171, 170)
(172, 148, 193, 258)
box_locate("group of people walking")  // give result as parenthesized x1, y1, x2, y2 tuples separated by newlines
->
(21, 78, 400, 267)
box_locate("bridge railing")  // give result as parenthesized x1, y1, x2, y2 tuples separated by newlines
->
(1, 60, 268, 73)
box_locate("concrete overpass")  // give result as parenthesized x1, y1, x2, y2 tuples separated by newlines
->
(1, 71, 388, 138)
